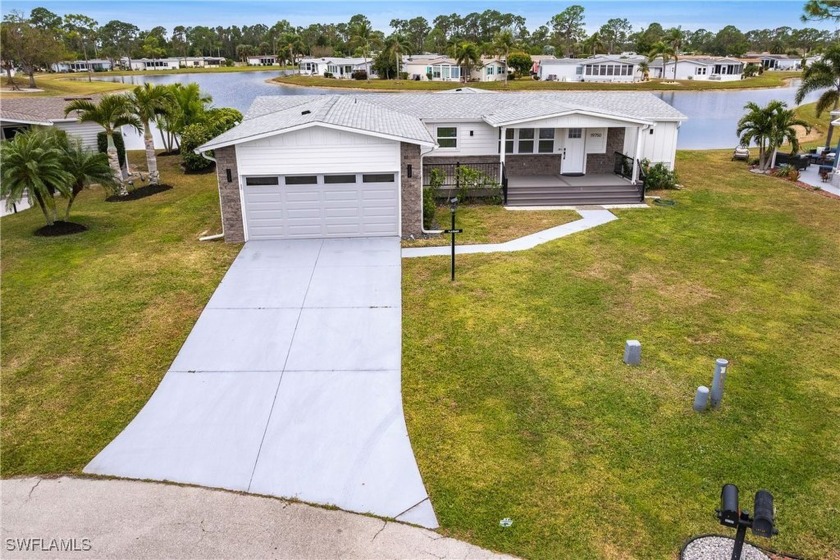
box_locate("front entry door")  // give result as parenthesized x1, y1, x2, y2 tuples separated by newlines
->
(562, 128, 586, 175)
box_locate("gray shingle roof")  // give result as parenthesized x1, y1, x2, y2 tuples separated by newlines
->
(200, 91, 686, 151)
(0, 95, 102, 124)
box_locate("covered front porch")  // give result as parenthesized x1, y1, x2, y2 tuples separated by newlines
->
(505, 167, 644, 206)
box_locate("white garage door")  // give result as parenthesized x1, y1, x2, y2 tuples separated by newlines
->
(243, 173, 399, 240)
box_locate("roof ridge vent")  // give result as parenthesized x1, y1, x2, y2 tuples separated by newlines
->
(301, 109, 311, 115)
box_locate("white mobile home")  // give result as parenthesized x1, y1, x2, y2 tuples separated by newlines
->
(51, 59, 113, 73)
(298, 57, 372, 78)
(123, 58, 182, 71)
(652, 56, 745, 81)
(402, 55, 462, 81)
(539, 55, 645, 83)
(247, 55, 279, 66)
(471, 58, 507, 82)
(756, 54, 801, 71)
(197, 91, 686, 242)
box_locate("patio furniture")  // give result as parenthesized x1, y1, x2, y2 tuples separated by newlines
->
(773, 152, 810, 170)
(732, 146, 750, 161)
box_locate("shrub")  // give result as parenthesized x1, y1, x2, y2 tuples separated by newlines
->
(399, 72, 409, 80)
(771, 164, 800, 181)
(180, 107, 243, 172)
(96, 131, 126, 169)
(352, 70, 367, 80)
(456, 165, 501, 203)
(426, 72, 433, 81)
(423, 168, 443, 230)
(641, 160, 679, 190)
(324, 72, 334, 78)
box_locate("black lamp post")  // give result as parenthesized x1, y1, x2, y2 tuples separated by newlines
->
(716, 484, 778, 560)
(444, 197, 463, 281)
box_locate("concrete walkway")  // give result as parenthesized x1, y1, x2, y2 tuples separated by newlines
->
(1, 477, 513, 560)
(798, 164, 840, 197)
(85, 238, 437, 528)
(402, 209, 618, 258)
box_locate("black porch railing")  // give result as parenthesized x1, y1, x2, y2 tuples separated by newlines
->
(423, 161, 508, 204)
(613, 151, 645, 202)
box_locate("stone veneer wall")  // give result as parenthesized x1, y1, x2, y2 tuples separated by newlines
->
(505, 154, 563, 176)
(423, 155, 500, 165)
(401, 142, 423, 237)
(214, 146, 244, 243)
(585, 128, 626, 174)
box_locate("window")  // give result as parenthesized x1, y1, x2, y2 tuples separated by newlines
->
(505, 128, 514, 154)
(245, 176, 279, 186)
(538, 129, 555, 153)
(696, 67, 707, 75)
(324, 174, 357, 184)
(576, 65, 583, 75)
(437, 127, 457, 148)
(518, 128, 534, 153)
(486, 66, 495, 76)
(362, 174, 395, 183)
(285, 175, 318, 185)
(568, 128, 582, 139)
(451, 67, 460, 79)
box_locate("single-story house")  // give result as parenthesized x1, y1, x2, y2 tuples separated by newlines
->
(402, 55, 462, 81)
(472, 57, 507, 82)
(651, 56, 745, 81)
(0, 96, 106, 147)
(122, 58, 182, 71)
(196, 91, 686, 242)
(539, 55, 645, 83)
(51, 59, 113, 73)
(178, 56, 225, 68)
(298, 57, 372, 78)
(752, 53, 802, 71)
(247, 55, 279, 66)
(530, 55, 557, 75)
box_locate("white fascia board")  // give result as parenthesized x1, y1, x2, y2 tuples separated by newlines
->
(196, 121, 434, 153)
(484, 109, 659, 128)
(1, 117, 54, 126)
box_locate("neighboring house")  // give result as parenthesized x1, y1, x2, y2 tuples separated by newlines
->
(0, 96, 106, 148)
(246, 55, 279, 66)
(539, 55, 646, 83)
(751, 53, 802, 71)
(650, 56, 745, 81)
(178, 56, 225, 68)
(51, 59, 113, 73)
(472, 57, 508, 82)
(298, 57, 372, 78)
(530, 54, 557, 75)
(122, 58, 182, 71)
(402, 55, 462, 81)
(196, 91, 686, 242)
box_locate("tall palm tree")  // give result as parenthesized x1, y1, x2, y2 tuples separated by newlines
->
(795, 45, 840, 149)
(128, 83, 174, 184)
(452, 41, 481, 83)
(0, 128, 72, 226)
(737, 100, 809, 171)
(664, 28, 684, 82)
(62, 140, 115, 219)
(350, 21, 380, 81)
(648, 41, 677, 81)
(492, 30, 516, 85)
(65, 95, 141, 191)
(384, 34, 411, 81)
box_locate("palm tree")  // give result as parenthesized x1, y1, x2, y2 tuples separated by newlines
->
(638, 60, 650, 82)
(62, 140, 115, 219)
(795, 45, 840, 150)
(648, 41, 677, 81)
(350, 21, 380, 81)
(737, 100, 810, 171)
(582, 31, 605, 56)
(65, 95, 141, 192)
(664, 28, 684, 82)
(0, 128, 72, 226)
(128, 83, 174, 184)
(492, 30, 516, 85)
(384, 34, 411, 81)
(452, 41, 481, 83)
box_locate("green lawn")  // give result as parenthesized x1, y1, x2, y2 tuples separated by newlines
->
(0, 154, 240, 475)
(403, 205, 578, 248)
(2, 73, 130, 97)
(275, 71, 801, 92)
(402, 150, 840, 559)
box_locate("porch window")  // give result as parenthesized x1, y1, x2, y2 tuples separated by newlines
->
(568, 128, 582, 139)
(443, 66, 451, 80)
(505, 129, 514, 154)
(437, 127, 457, 148)
(538, 129, 555, 153)
(518, 128, 534, 153)
(452, 67, 460, 79)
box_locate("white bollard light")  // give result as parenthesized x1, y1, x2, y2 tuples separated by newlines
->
(624, 340, 641, 365)
(710, 358, 729, 408)
(693, 385, 710, 412)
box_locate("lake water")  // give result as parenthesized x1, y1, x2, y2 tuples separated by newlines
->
(100, 72, 825, 150)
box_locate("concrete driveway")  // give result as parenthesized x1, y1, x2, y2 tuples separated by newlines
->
(85, 238, 437, 528)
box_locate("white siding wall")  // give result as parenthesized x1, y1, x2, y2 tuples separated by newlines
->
(539, 63, 581, 82)
(424, 121, 498, 157)
(623, 122, 679, 170)
(54, 121, 104, 150)
(519, 114, 639, 130)
(236, 126, 400, 176)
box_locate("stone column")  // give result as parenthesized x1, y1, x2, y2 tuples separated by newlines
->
(213, 146, 244, 243)
(400, 142, 422, 237)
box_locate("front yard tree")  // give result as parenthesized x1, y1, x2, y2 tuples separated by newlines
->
(65, 95, 141, 191)
(452, 41, 480, 82)
(62, 140, 115, 219)
(63, 14, 98, 83)
(648, 41, 676, 81)
(492, 29, 516, 84)
(0, 12, 65, 89)
(737, 100, 809, 171)
(129, 83, 174, 184)
(795, 44, 840, 149)
(349, 17, 380, 81)
(0, 129, 73, 226)
(507, 51, 533, 79)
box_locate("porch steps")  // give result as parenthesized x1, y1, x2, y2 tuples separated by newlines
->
(506, 183, 642, 206)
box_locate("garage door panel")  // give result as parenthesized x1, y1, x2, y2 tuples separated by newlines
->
(244, 175, 398, 240)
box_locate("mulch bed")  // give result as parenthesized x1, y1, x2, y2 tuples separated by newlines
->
(105, 184, 173, 202)
(33, 221, 88, 237)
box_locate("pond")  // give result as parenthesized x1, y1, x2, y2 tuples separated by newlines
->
(99, 72, 826, 150)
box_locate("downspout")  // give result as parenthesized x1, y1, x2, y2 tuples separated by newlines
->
(198, 150, 225, 241)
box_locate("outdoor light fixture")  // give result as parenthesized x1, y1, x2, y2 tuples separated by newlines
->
(407, 164, 412, 178)
(716, 484, 777, 560)
(225, 168, 232, 182)
(443, 198, 463, 281)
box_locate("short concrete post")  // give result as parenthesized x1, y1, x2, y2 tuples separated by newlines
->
(623, 340, 641, 365)
(693, 386, 710, 412)
(710, 358, 729, 408)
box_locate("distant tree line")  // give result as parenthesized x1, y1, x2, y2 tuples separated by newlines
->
(2, 3, 839, 85)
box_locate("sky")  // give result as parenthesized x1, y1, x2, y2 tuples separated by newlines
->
(2, 0, 838, 34)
